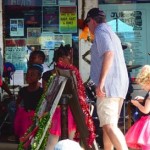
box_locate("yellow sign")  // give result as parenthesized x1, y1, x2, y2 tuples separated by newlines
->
(59, 6, 77, 33)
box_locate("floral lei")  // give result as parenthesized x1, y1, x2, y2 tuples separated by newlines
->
(56, 61, 96, 147)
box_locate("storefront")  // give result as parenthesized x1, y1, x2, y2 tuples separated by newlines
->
(0, 0, 150, 149)
(2, 0, 79, 85)
(79, 0, 150, 83)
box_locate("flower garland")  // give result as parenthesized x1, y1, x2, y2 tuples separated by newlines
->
(56, 61, 96, 147)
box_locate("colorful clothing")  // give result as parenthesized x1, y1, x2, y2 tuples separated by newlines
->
(49, 106, 76, 136)
(14, 107, 35, 138)
(14, 87, 43, 138)
(125, 92, 150, 149)
(42, 70, 76, 136)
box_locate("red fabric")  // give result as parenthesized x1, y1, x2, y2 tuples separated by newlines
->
(0, 76, 2, 87)
(14, 107, 35, 138)
(49, 106, 76, 136)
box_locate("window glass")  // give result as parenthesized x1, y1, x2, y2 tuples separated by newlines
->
(3, 0, 78, 75)
(99, 0, 150, 4)
(99, 3, 150, 78)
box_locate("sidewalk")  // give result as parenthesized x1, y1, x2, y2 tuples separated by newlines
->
(0, 143, 18, 150)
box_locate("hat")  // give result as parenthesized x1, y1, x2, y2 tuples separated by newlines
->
(3, 62, 16, 79)
(54, 139, 82, 150)
(84, 8, 105, 24)
(28, 64, 43, 73)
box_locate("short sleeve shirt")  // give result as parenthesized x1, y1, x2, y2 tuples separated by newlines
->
(90, 23, 129, 99)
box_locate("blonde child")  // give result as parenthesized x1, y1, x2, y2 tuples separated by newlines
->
(125, 65, 150, 150)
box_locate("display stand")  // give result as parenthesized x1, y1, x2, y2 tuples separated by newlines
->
(57, 68, 97, 150)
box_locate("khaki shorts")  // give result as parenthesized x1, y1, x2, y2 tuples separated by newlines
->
(96, 97, 123, 127)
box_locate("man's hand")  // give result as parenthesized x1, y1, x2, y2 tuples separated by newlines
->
(96, 85, 105, 98)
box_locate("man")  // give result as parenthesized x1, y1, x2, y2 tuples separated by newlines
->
(84, 8, 129, 150)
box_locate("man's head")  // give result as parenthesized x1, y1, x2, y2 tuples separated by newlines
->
(84, 8, 106, 34)
(84, 8, 106, 24)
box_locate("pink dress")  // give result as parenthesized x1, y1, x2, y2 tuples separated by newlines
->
(125, 115, 150, 150)
(49, 106, 76, 136)
(14, 107, 35, 138)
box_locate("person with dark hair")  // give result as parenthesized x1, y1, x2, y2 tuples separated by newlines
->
(28, 50, 49, 73)
(42, 44, 76, 150)
(42, 44, 72, 91)
(29, 50, 45, 65)
(28, 50, 50, 87)
(84, 8, 129, 150)
(14, 64, 44, 138)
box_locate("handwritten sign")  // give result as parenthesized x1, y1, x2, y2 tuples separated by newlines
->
(59, 6, 77, 33)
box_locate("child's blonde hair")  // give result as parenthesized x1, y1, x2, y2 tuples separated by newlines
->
(136, 65, 150, 86)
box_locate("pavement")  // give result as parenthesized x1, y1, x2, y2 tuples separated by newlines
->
(0, 143, 18, 150)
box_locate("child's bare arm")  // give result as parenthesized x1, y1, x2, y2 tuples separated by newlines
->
(131, 98, 150, 114)
(133, 96, 144, 103)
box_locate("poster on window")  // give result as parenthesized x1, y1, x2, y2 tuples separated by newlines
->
(54, 34, 72, 47)
(42, 0, 57, 5)
(40, 32, 55, 49)
(24, 10, 42, 27)
(10, 19, 24, 37)
(27, 28, 41, 45)
(43, 6, 59, 32)
(42, 49, 54, 70)
(59, 6, 77, 33)
(5, 38, 27, 72)
(4, 0, 42, 6)
(40, 33, 72, 49)
(58, 0, 76, 5)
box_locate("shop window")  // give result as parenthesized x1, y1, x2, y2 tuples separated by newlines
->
(98, 1, 150, 78)
(3, 0, 79, 85)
